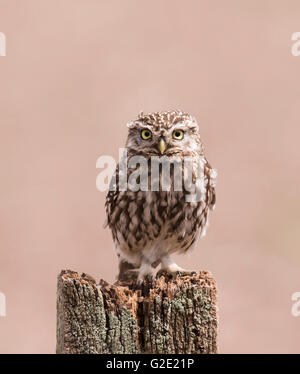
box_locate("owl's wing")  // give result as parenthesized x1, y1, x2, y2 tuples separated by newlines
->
(104, 164, 120, 230)
(204, 159, 217, 210)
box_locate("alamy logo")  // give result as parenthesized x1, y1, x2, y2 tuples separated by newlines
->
(0, 292, 6, 317)
(291, 32, 300, 56)
(291, 292, 300, 317)
(95, 148, 216, 203)
(0, 32, 6, 56)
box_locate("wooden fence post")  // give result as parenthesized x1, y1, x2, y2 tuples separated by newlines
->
(56, 269, 218, 354)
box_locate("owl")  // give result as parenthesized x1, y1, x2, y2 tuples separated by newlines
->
(105, 110, 216, 283)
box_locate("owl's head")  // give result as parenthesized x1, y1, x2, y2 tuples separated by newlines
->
(125, 110, 204, 158)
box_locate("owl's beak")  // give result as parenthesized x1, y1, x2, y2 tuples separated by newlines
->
(159, 138, 167, 155)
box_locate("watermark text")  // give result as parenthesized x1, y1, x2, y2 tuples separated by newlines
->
(95, 149, 216, 203)
(0, 292, 6, 317)
(292, 292, 300, 317)
(0, 32, 6, 56)
(291, 32, 300, 56)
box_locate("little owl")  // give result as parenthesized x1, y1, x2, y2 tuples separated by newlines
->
(105, 110, 216, 283)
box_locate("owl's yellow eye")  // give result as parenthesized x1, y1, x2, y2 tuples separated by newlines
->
(141, 129, 152, 140)
(172, 129, 184, 140)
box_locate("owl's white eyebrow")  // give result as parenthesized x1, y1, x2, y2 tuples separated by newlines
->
(172, 123, 185, 129)
(127, 121, 152, 129)
(139, 123, 153, 130)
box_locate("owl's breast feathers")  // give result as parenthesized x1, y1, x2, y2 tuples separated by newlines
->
(105, 155, 216, 257)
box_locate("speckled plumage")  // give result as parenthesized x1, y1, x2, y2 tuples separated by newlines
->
(105, 110, 216, 281)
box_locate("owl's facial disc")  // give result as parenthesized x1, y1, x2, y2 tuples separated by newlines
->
(126, 115, 202, 157)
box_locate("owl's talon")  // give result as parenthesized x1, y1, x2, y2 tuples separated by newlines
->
(135, 262, 155, 284)
(139, 274, 154, 284)
(156, 269, 177, 280)
(176, 270, 196, 277)
(136, 276, 153, 288)
(156, 269, 167, 279)
(157, 267, 197, 281)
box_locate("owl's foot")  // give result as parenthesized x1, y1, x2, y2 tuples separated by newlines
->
(157, 255, 196, 280)
(138, 264, 155, 284)
(127, 262, 155, 285)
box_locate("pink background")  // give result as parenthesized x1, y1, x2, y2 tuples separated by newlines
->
(0, 0, 299, 353)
